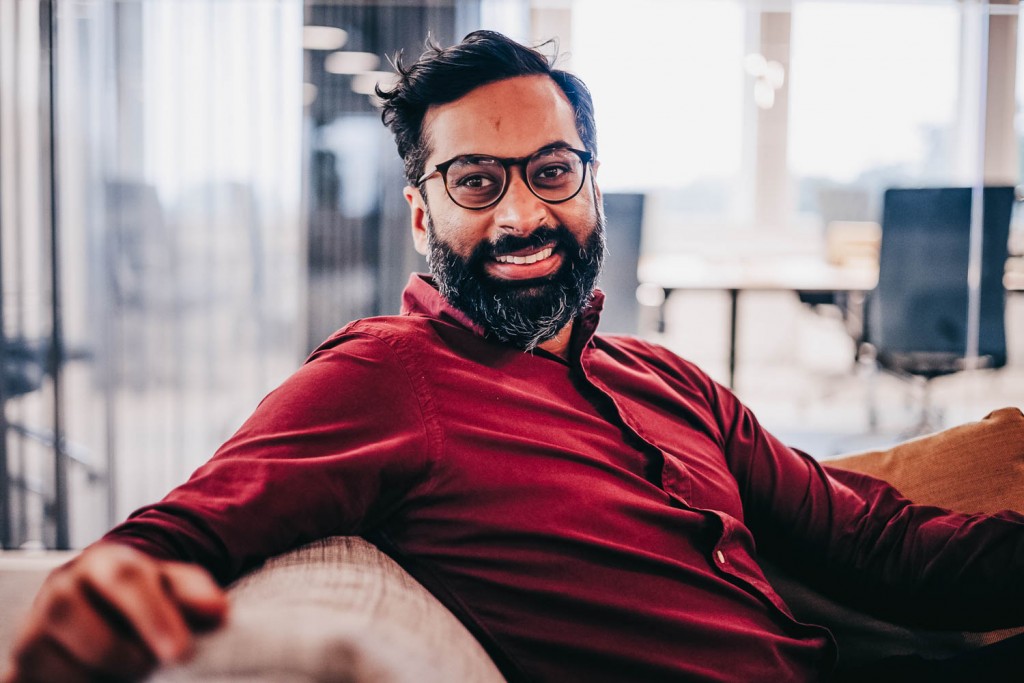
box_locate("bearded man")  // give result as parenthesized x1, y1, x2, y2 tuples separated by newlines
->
(6, 30, 1024, 683)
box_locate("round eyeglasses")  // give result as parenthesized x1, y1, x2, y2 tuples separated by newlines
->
(415, 146, 594, 210)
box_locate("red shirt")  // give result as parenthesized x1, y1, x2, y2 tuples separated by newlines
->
(107, 274, 1024, 682)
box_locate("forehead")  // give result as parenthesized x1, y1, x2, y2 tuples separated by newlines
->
(422, 75, 583, 163)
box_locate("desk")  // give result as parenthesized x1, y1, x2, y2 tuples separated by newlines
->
(639, 253, 1024, 390)
(638, 253, 879, 390)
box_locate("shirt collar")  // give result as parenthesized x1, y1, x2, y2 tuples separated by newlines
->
(400, 273, 606, 355)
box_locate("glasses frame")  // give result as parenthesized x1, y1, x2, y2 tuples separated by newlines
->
(415, 146, 594, 211)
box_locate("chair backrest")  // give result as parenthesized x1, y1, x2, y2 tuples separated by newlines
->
(596, 193, 645, 334)
(869, 186, 1014, 369)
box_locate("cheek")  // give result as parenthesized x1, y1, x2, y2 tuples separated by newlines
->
(430, 211, 489, 257)
(556, 200, 600, 239)
(566, 181, 600, 219)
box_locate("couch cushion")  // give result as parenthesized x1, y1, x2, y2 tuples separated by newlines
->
(827, 406, 1024, 514)
(152, 536, 506, 683)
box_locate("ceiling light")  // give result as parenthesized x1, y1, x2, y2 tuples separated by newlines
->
(763, 60, 785, 89)
(754, 80, 775, 110)
(325, 51, 380, 75)
(351, 71, 399, 96)
(303, 83, 318, 107)
(743, 53, 767, 77)
(303, 26, 347, 51)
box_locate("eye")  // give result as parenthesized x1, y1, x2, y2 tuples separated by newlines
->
(453, 173, 499, 189)
(535, 164, 570, 180)
(528, 148, 583, 189)
(531, 162, 576, 189)
(447, 157, 503, 193)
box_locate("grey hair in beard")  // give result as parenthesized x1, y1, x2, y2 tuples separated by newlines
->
(424, 208, 606, 351)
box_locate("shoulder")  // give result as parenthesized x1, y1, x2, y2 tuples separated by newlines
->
(592, 333, 715, 385)
(305, 313, 461, 368)
(294, 313, 475, 409)
(312, 314, 435, 355)
(243, 316, 442, 434)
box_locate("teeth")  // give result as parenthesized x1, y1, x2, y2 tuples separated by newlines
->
(495, 247, 553, 265)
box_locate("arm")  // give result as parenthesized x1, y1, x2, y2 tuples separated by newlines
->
(4, 329, 434, 681)
(106, 329, 436, 582)
(713, 383, 1024, 630)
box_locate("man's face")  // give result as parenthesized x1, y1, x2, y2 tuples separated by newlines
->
(405, 75, 604, 350)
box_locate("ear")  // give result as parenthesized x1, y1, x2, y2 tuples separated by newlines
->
(591, 160, 602, 205)
(404, 185, 429, 256)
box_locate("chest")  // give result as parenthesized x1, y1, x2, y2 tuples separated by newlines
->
(415, 350, 746, 526)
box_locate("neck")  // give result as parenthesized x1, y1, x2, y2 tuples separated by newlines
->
(537, 321, 574, 360)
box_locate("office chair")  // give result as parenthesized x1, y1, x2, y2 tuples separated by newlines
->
(596, 193, 645, 334)
(864, 186, 1014, 434)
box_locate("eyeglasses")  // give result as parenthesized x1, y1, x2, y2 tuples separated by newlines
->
(416, 145, 594, 210)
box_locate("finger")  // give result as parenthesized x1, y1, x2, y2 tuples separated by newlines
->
(8, 567, 155, 681)
(7, 634, 93, 683)
(44, 575, 155, 678)
(161, 562, 229, 629)
(81, 550, 193, 663)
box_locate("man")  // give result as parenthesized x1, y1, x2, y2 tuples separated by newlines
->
(5, 30, 1024, 683)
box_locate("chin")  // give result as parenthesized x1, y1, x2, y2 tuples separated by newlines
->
(497, 278, 556, 295)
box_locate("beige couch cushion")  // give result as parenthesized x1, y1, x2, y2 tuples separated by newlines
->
(152, 536, 506, 683)
(827, 406, 1024, 514)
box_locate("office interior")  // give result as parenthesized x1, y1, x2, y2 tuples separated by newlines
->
(0, 0, 1021, 550)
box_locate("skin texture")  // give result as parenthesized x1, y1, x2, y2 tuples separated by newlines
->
(404, 74, 601, 359)
(2, 543, 227, 682)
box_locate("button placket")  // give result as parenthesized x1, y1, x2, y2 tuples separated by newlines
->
(580, 364, 693, 503)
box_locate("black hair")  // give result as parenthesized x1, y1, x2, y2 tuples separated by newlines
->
(377, 30, 597, 185)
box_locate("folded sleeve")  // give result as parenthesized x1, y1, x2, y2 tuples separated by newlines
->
(104, 330, 436, 583)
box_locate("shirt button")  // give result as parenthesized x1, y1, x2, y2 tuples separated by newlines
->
(716, 550, 726, 564)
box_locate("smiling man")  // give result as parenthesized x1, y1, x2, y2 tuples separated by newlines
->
(404, 62, 605, 355)
(6, 30, 1024, 683)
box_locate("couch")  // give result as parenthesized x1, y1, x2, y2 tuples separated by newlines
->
(1, 407, 1022, 682)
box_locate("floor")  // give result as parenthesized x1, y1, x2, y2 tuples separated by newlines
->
(648, 289, 1024, 459)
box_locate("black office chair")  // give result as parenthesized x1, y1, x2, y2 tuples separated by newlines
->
(864, 186, 1014, 433)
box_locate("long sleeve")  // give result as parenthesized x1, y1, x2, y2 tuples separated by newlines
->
(104, 330, 437, 583)
(713, 381, 1024, 630)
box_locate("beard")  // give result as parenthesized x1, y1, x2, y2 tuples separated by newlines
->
(425, 208, 606, 351)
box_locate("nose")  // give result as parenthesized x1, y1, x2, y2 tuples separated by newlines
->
(491, 167, 551, 236)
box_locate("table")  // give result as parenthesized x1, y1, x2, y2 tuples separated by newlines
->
(639, 253, 1024, 390)
(637, 253, 880, 390)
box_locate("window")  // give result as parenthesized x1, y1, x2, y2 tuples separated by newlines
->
(789, 1, 962, 223)
(570, 0, 746, 227)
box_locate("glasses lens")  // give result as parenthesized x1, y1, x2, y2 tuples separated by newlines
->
(445, 156, 506, 209)
(526, 148, 585, 202)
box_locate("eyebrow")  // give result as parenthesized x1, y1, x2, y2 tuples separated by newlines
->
(449, 140, 576, 159)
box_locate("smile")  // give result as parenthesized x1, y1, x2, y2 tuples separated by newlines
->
(493, 247, 554, 265)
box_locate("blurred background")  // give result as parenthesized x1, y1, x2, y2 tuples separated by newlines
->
(1, 0, 1022, 550)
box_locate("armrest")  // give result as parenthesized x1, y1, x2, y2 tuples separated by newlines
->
(152, 536, 506, 683)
